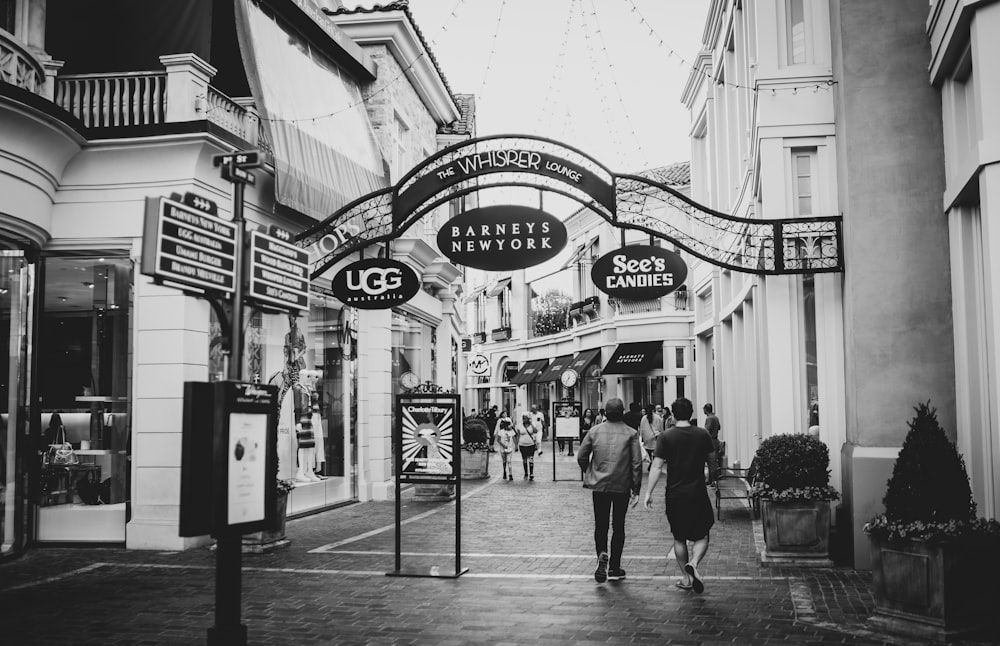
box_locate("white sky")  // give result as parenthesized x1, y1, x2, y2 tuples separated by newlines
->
(346, 0, 711, 289)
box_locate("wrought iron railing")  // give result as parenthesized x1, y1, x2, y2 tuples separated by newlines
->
(609, 298, 662, 316)
(0, 30, 44, 94)
(54, 71, 165, 127)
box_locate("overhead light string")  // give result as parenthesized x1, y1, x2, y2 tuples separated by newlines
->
(536, 0, 579, 139)
(578, 0, 629, 169)
(586, 0, 652, 170)
(478, 0, 509, 99)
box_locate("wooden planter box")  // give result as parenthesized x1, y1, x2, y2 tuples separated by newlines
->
(460, 450, 490, 480)
(760, 499, 833, 566)
(241, 490, 290, 554)
(868, 535, 999, 641)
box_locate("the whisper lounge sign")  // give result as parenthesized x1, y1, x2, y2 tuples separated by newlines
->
(395, 149, 615, 225)
(438, 205, 568, 271)
(591, 245, 688, 300)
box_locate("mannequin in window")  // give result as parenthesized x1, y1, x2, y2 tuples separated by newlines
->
(293, 369, 321, 483)
(301, 368, 326, 478)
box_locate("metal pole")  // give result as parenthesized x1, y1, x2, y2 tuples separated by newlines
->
(209, 172, 247, 646)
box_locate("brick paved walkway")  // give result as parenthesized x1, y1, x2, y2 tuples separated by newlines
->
(2, 452, 998, 645)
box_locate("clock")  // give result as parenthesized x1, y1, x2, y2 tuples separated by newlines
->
(400, 371, 419, 390)
(560, 368, 579, 388)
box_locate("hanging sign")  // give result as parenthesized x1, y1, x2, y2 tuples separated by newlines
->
(330, 257, 420, 309)
(591, 245, 688, 300)
(437, 205, 567, 271)
(140, 196, 238, 294)
(467, 353, 490, 377)
(247, 230, 310, 312)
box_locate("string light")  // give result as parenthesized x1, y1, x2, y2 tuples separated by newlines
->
(537, 0, 579, 136)
(621, 0, 837, 95)
(478, 0, 508, 97)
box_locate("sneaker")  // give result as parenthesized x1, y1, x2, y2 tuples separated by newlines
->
(594, 552, 609, 583)
(529, 475, 534, 481)
(607, 568, 626, 581)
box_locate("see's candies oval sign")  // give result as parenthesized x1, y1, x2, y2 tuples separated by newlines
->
(331, 258, 420, 310)
(591, 245, 688, 301)
(437, 205, 568, 271)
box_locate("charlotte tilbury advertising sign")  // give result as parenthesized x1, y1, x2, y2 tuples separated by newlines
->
(437, 205, 568, 271)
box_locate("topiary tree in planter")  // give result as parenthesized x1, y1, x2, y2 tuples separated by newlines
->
(460, 417, 492, 479)
(864, 401, 1000, 641)
(752, 433, 839, 565)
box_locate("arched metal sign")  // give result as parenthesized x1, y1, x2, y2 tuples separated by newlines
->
(295, 134, 843, 280)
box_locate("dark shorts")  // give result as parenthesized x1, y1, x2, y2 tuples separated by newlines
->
(665, 491, 714, 541)
(518, 445, 536, 459)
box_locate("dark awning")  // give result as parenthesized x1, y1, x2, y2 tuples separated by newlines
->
(536, 354, 575, 382)
(602, 341, 662, 375)
(510, 358, 549, 384)
(567, 348, 601, 375)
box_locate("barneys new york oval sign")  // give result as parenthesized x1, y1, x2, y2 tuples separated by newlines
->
(437, 205, 567, 271)
(331, 258, 420, 310)
(591, 245, 688, 300)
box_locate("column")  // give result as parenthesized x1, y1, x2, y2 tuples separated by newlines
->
(356, 309, 392, 501)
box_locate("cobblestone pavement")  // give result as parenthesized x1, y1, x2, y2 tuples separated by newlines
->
(2, 452, 998, 645)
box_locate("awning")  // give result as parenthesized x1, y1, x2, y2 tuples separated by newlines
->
(510, 358, 549, 384)
(536, 354, 575, 382)
(487, 277, 511, 297)
(567, 348, 602, 375)
(235, 0, 388, 220)
(602, 341, 663, 375)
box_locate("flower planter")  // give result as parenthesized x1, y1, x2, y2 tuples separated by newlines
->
(759, 499, 833, 566)
(868, 535, 999, 641)
(460, 450, 490, 480)
(242, 490, 291, 553)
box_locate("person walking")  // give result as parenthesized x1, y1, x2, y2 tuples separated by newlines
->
(623, 401, 643, 431)
(495, 418, 517, 481)
(703, 403, 722, 484)
(516, 413, 540, 480)
(576, 398, 644, 584)
(484, 405, 499, 451)
(643, 397, 716, 594)
(638, 406, 658, 469)
(580, 408, 594, 443)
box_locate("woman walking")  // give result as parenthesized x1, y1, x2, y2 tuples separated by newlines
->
(495, 418, 517, 481)
(516, 412, 540, 481)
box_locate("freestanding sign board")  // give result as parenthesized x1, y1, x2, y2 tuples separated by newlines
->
(180, 381, 278, 538)
(140, 196, 238, 294)
(390, 392, 467, 578)
(551, 399, 583, 475)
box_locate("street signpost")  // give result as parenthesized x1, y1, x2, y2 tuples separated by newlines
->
(247, 230, 309, 312)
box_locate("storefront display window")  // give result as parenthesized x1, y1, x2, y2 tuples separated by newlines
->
(35, 256, 132, 543)
(1, 252, 31, 556)
(210, 293, 358, 516)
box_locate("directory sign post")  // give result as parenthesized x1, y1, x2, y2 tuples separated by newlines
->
(246, 229, 310, 312)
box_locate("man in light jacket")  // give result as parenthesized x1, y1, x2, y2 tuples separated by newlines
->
(576, 397, 644, 583)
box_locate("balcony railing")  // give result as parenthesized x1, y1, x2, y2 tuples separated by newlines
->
(54, 71, 166, 127)
(609, 298, 662, 315)
(0, 30, 44, 94)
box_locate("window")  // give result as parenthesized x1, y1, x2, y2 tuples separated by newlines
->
(787, 0, 806, 64)
(675, 347, 685, 369)
(0, 0, 15, 34)
(675, 376, 686, 400)
(791, 149, 817, 216)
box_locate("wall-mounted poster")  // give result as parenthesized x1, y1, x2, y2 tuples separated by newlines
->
(397, 396, 459, 483)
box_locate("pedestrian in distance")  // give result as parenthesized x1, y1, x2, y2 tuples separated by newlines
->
(703, 403, 722, 484)
(576, 397, 644, 584)
(484, 404, 499, 451)
(623, 401, 643, 431)
(580, 408, 594, 443)
(644, 397, 716, 594)
(516, 413, 541, 480)
(638, 406, 658, 469)
(495, 418, 517, 481)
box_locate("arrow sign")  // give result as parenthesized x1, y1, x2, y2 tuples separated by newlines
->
(212, 150, 260, 168)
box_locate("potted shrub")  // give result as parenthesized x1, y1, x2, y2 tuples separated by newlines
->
(459, 417, 491, 480)
(864, 401, 1000, 641)
(242, 478, 295, 553)
(752, 432, 840, 566)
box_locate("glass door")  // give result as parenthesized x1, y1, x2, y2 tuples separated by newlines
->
(1, 251, 32, 557)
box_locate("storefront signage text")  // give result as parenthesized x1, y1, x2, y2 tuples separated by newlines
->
(591, 245, 688, 300)
(437, 205, 568, 271)
(247, 230, 310, 312)
(395, 149, 615, 225)
(330, 257, 420, 309)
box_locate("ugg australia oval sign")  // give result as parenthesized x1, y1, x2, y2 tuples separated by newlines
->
(437, 205, 568, 271)
(591, 245, 688, 300)
(331, 258, 420, 310)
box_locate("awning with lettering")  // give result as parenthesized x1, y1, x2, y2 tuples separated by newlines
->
(601, 341, 663, 375)
(567, 348, 601, 375)
(510, 358, 549, 385)
(536, 354, 575, 382)
(235, 0, 388, 220)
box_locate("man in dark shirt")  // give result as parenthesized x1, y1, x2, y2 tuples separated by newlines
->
(623, 401, 643, 431)
(643, 397, 716, 593)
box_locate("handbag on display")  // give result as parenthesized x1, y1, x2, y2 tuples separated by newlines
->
(47, 425, 79, 466)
